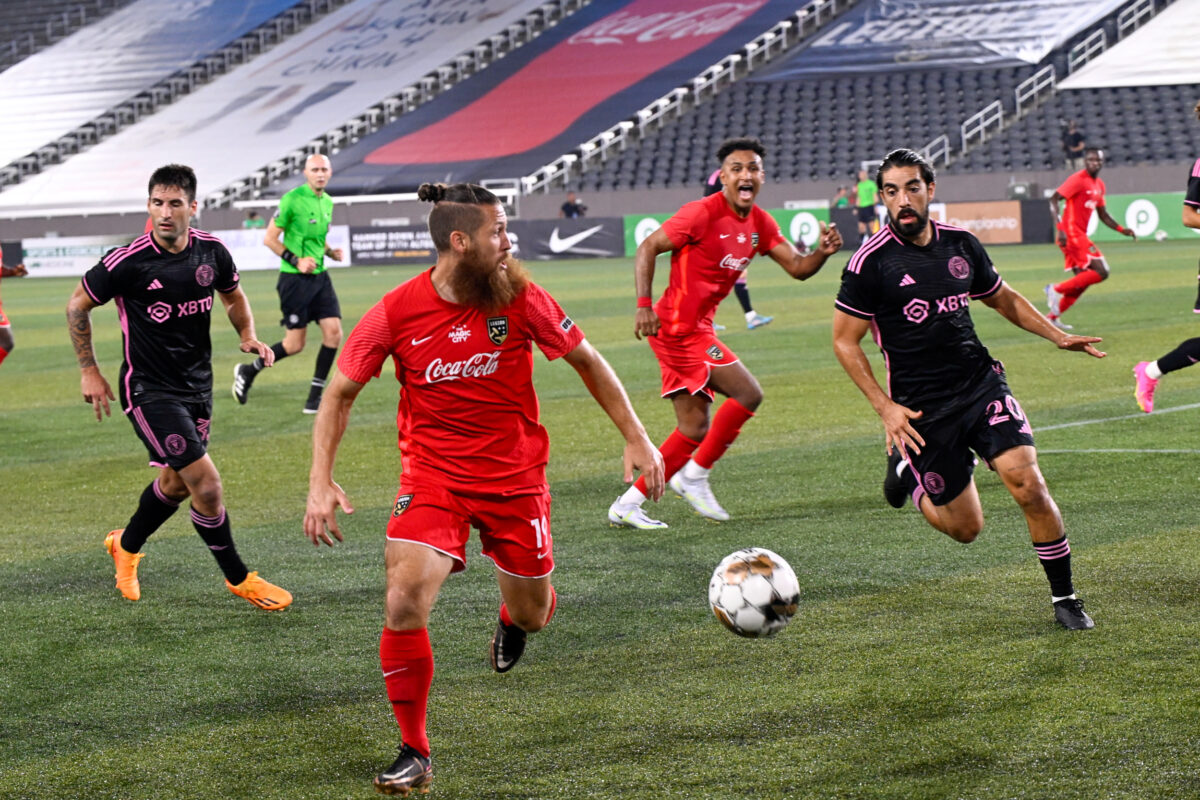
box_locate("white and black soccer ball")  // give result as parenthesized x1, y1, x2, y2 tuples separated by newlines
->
(1155, 229, 1169, 242)
(708, 547, 800, 638)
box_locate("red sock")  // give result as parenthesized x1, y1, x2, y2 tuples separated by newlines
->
(1054, 269, 1103, 314)
(632, 428, 701, 494)
(0, 345, 8, 367)
(380, 627, 434, 758)
(692, 398, 755, 469)
(500, 586, 557, 628)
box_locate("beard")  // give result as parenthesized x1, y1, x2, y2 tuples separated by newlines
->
(891, 208, 928, 238)
(450, 246, 529, 313)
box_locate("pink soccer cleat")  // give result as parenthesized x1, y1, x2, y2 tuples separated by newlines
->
(1133, 361, 1158, 413)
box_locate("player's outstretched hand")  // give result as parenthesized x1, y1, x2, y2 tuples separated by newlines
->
(634, 307, 660, 340)
(816, 221, 843, 255)
(1057, 334, 1106, 358)
(241, 338, 276, 367)
(304, 480, 354, 547)
(625, 435, 665, 501)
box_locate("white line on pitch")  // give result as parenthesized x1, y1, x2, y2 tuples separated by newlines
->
(1040, 448, 1200, 454)
(1037, 401, 1200, 431)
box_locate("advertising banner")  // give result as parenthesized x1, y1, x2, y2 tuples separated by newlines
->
(940, 201, 1023, 245)
(1083, 192, 1198, 243)
(349, 226, 437, 266)
(624, 207, 833, 257)
(508, 217, 624, 260)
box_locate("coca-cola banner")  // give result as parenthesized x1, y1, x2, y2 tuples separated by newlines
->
(328, 0, 801, 193)
(506, 218, 623, 261)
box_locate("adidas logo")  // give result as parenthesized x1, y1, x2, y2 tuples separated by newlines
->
(147, 279, 164, 290)
(899, 274, 916, 286)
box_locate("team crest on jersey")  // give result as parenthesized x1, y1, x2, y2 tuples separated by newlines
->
(393, 494, 413, 516)
(947, 256, 969, 279)
(487, 316, 509, 345)
(751, 232, 759, 247)
(706, 345, 724, 360)
(195, 264, 214, 287)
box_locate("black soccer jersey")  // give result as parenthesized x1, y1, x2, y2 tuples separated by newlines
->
(835, 221, 1004, 408)
(1186, 157, 1200, 209)
(82, 230, 239, 410)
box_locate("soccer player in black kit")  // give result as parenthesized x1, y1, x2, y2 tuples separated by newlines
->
(832, 149, 1104, 630)
(67, 164, 292, 611)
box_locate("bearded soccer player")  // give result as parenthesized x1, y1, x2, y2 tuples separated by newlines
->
(0, 244, 28, 368)
(1133, 100, 1200, 411)
(66, 164, 291, 611)
(304, 182, 663, 796)
(607, 136, 841, 529)
(833, 148, 1103, 630)
(1043, 148, 1136, 329)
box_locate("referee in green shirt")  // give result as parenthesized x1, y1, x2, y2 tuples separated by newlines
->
(855, 168, 879, 246)
(233, 154, 344, 413)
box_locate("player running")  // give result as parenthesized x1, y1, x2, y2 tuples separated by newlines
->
(607, 136, 841, 529)
(0, 244, 28, 369)
(1133, 100, 1200, 411)
(67, 164, 291, 611)
(1044, 148, 1136, 329)
(303, 182, 663, 796)
(833, 148, 1103, 630)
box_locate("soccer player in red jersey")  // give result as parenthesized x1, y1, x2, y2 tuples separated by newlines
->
(1043, 148, 1136, 329)
(67, 164, 291, 611)
(0, 244, 28, 368)
(607, 137, 841, 529)
(1133, 100, 1200, 412)
(303, 182, 664, 796)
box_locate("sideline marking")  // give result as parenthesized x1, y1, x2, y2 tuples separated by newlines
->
(1040, 448, 1200, 454)
(1038, 401, 1200, 432)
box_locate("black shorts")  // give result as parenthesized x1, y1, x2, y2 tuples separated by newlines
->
(127, 399, 212, 470)
(277, 271, 341, 329)
(856, 205, 877, 224)
(906, 369, 1035, 506)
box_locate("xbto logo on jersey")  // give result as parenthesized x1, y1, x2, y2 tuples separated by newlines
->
(393, 495, 413, 516)
(487, 316, 508, 345)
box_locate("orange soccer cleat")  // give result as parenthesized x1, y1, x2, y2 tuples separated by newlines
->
(225, 571, 292, 611)
(105, 529, 144, 601)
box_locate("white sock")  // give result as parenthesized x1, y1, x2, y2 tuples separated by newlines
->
(681, 459, 710, 481)
(1145, 361, 1163, 380)
(618, 486, 646, 506)
(894, 456, 908, 477)
(1051, 593, 1077, 603)
(744, 310, 756, 321)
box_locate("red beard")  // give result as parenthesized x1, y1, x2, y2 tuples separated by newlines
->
(450, 247, 529, 313)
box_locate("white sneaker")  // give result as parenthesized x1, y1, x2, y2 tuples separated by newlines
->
(712, 322, 727, 331)
(1044, 284, 1063, 318)
(607, 498, 668, 530)
(746, 313, 774, 330)
(668, 473, 730, 521)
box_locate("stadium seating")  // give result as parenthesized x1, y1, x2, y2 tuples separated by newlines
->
(0, 0, 133, 71)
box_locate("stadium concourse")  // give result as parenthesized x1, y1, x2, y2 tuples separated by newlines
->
(0, 0, 1197, 248)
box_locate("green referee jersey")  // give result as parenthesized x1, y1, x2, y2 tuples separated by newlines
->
(855, 179, 877, 208)
(274, 183, 334, 274)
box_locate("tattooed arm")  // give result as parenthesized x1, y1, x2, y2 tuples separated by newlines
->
(67, 283, 115, 420)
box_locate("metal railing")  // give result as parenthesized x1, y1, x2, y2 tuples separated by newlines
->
(1067, 28, 1106, 73)
(1117, 0, 1155, 38)
(960, 100, 1003, 154)
(1014, 64, 1055, 118)
(921, 135, 951, 168)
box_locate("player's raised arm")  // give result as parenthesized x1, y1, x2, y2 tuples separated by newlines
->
(562, 340, 665, 500)
(767, 222, 843, 280)
(979, 283, 1105, 358)
(305, 370, 363, 546)
(633, 228, 671, 339)
(218, 286, 275, 366)
(66, 283, 114, 420)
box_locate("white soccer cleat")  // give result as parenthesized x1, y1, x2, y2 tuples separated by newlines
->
(668, 473, 730, 521)
(607, 498, 668, 530)
(1043, 284, 1064, 318)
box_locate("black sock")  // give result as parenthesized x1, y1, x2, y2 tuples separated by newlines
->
(1034, 536, 1074, 598)
(190, 507, 249, 585)
(309, 345, 337, 399)
(1156, 337, 1200, 374)
(120, 480, 181, 553)
(252, 342, 290, 373)
(733, 283, 753, 315)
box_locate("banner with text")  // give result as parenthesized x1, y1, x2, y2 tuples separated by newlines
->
(624, 207, 833, 257)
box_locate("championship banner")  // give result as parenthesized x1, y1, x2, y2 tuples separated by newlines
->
(349, 225, 437, 266)
(941, 201, 1023, 245)
(1083, 192, 1198, 243)
(508, 217, 624, 260)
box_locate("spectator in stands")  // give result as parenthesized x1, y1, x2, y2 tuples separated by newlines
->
(1044, 148, 1136, 329)
(559, 191, 586, 218)
(243, 210, 266, 229)
(831, 186, 850, 208)
(1061, 120, 1086, 170)
(0, 244, 27, 369)
(233, 154, 344, 414)
(703, 168, 772, 330)
(1132, 100, 1200, 412)
(855, 169, 879, 246)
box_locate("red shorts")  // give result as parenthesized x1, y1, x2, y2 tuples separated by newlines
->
(1058, 232, 1102, 271)
(647, 328, 739, 400)
(386, 482, 554, 578)
(0, 299, 8, 327)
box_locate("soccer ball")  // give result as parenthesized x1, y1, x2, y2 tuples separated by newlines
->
(1155, 230, 1169, 242)
(708, 548, 800, 638)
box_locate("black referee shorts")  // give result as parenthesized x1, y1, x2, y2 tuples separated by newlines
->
(277, 271, 341, 329)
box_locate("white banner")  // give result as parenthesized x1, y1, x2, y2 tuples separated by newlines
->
(1058, 0, 1200, 89)
(0, 0, 545, 213)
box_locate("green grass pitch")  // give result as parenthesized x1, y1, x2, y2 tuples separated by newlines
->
(2, 239, 1200, 799)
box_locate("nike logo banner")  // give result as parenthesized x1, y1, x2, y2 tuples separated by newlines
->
(507, 218, 623, 261)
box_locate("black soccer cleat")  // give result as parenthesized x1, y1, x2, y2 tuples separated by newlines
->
(1053, 597, 1095, 630)
(489, 618, 527, 673)
(883, 448, 913, 509)
(232, 363, 256, 405)
(374, 744, 432, 796)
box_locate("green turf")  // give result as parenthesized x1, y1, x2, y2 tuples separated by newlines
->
(3, 240, 1200, 799)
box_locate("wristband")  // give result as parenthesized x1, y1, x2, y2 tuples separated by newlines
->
(636, 297, 652, 309)
(1118, 226, 1130, 235)
(281, 248, 299, 267)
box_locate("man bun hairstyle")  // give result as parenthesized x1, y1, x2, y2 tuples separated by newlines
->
(149, 163, 198, 203)
(419, 182, 501, 252)
(875, 148, 936, 189)
(716, 136, 766, 163)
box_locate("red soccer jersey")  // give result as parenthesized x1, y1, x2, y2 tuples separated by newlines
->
(653, 192, 784, 336)
(337, 269, 585, 494)
(1056, 170, 1106, 238)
